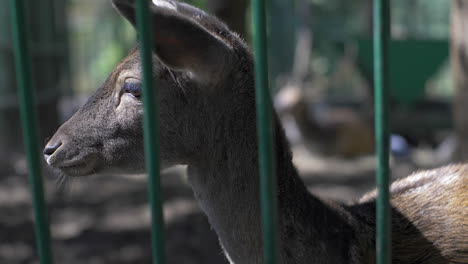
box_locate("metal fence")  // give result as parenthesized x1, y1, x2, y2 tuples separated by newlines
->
(9, 0, 391, 263)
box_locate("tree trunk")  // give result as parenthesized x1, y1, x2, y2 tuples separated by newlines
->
(207, 0, 249, 38)
(451, 0, 468, 161)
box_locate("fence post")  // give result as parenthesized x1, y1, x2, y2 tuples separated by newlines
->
(373, 0, 391, 263)
(251, 0, 280, 263)
(9, 0, 54, 263)
(135, 0, 166, 263)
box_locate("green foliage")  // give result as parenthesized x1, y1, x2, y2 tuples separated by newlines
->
(306, 0, 450, 39)
(183, 0, 207, 9)
(68, 0, 451, 98)
(69, 0, 207, 94)
(287, 0, 452, 99)
(69, 0, 135, 94)
(392, 0, 450, 39)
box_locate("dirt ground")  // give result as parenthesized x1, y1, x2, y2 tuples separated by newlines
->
(0, 144, 436, 264)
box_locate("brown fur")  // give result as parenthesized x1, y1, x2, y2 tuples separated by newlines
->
(358, 165, 468, 263)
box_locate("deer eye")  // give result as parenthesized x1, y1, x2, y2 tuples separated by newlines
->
(123, 80, 142, 99)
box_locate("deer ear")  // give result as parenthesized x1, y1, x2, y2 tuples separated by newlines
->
(112, 0, 232, 82)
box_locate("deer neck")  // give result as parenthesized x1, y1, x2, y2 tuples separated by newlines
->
(186, 107, 357, 263)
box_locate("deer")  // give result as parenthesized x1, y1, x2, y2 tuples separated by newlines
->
(43, 0, 468, 263)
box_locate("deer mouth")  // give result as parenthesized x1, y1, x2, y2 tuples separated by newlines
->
(53, 155, 99, 177)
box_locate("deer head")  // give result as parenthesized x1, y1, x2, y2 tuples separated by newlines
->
(44, 0, 252, 177)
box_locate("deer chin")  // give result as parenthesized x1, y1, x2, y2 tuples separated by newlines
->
(52, 154, 99, 177)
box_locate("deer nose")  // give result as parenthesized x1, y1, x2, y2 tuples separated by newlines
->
(43, 141, 63, 156)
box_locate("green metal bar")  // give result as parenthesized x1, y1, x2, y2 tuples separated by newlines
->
(373, 0, 391, 263)
(9, 0, 54, 263)
(251, 0, 279, 263)
(135, 1, 166, 264)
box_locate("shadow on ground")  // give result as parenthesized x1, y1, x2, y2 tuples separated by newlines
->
(0, 148, 420, 264)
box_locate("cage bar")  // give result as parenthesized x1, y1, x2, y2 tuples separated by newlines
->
(135, 0, 166, 263)
(251, 0, 280, 263)
(9, 0, 54, 263)
(373, 0, 392, 263)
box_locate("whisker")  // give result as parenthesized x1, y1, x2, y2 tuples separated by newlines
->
(68, 176, 77, 194)
(55, 173, 70, 196)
